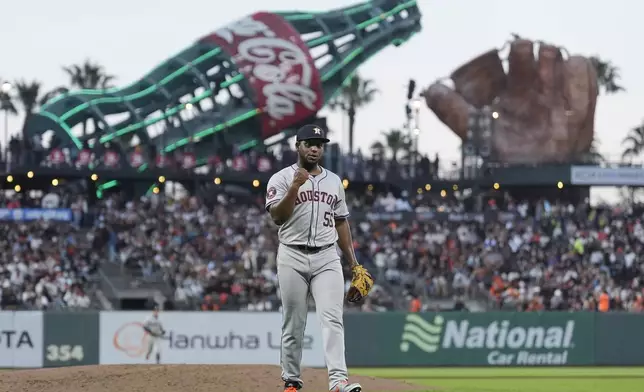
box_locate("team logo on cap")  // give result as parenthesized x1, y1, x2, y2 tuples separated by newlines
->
(314, 128, 321, 134)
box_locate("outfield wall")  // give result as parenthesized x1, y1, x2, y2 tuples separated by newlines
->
(1, 311, 643, 368)
(344, 312, 644, 366)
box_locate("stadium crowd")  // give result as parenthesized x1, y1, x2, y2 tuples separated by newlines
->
(0, 192, 97, 310)
(2, 178, 644, 313)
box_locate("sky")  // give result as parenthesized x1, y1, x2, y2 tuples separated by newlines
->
(0, 0, 640, 202)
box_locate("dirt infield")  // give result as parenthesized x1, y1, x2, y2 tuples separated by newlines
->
(1, 365, 427, 392)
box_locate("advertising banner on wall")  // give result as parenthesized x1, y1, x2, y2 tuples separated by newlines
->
(99, 312, 324, 366)
(0, 311, 43, 368)
(345, 312, 595, 367)
(43, 312, 100, 367)
(0, 208, 73, 222)
(570, 166, 644, 186)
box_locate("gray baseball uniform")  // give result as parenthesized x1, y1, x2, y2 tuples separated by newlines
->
(266, 164, 349, 391)
(142, 315, 164, 361)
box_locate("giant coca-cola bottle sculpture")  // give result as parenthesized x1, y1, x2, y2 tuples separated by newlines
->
(27, 0, 421, 166)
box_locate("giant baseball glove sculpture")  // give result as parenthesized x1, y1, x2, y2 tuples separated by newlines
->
(346, 265, 374, 302)
(423, 37, 598, 164)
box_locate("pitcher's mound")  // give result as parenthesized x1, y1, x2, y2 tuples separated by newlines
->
(2, 365, 429, 392)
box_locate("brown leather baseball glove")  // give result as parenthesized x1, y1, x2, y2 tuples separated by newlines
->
(346, 265, 374, 302)
(423, 37, 598, 164)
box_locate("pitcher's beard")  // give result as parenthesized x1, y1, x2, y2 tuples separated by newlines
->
(299, 158, 318, 172)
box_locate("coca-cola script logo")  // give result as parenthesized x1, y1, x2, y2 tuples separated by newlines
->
(202, 13, 323, 138)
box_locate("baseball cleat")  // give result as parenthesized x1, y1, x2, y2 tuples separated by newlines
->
(345, 383, 362, 392)
(331, 381, 362, 392)
(284, 381, 301, 391)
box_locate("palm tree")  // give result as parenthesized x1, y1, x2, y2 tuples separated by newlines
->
(621, 123, 644, 164)
(589, 56, 625, 94)
(579, 138, 605, 164)
(0, 80, 18, 156)
(13, 80, 44, 137)
(62, 60, 116, 137)
(569, 55, 623, 162)
(588, 139, 605, 163)
(327, 73, 378, 154)
(63, 60, 115, 91)
(617, 123, 644, 205)
(579, 55, 625, 165)
(381, 128, 411, 161)
(14, 80, 43, 118)
(12, 80, 68, 137)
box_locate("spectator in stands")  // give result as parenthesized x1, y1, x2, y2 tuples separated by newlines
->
(92, 189, 643, 313)
(0, 221, 97, 310)
(4, 168, 644, 315)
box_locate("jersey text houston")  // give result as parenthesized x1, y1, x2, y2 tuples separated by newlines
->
(265, 164, 349, 247)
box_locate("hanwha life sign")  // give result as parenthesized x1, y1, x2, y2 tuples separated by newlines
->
(99, 311, 324, 365)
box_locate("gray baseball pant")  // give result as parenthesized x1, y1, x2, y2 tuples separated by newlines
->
(277, 243, 348, 391)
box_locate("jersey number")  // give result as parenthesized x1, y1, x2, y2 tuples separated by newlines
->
(323, 211, 335, 227)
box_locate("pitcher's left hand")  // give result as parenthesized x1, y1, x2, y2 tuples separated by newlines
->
(346, 265, 374, 302)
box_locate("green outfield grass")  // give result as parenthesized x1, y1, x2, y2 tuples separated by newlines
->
(352, 367, 644, 392)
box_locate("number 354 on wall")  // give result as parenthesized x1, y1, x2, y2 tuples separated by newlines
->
(46, 344, 85, 362)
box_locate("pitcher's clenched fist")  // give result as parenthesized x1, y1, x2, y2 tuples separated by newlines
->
(292, 168, 310, 188)
(423, 38, 598, 164)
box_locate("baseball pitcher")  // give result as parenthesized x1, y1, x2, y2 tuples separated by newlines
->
(142, 307, 165, 364)
(265, 124, 374, 392)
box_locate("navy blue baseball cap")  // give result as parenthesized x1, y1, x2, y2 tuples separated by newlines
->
(296, 124, 330, 143)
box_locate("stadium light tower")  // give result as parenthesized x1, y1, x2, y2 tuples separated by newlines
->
(462, 106, 494, 180)
(410, 97, 422, 177)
